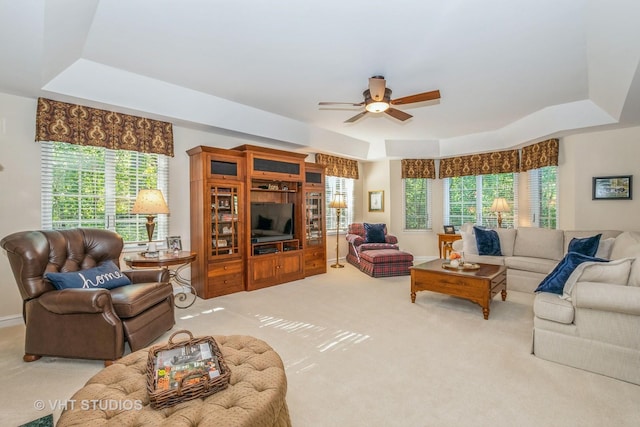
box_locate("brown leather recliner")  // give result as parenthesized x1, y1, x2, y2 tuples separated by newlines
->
(1, 228, 175, 363)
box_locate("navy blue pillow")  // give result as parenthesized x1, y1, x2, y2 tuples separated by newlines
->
(364, 223, 386, 243)
(535, 252, 608, 294)
(45, 261, 131, 290)
(473, 226, 502, 256)
(568, 234, 601, 257)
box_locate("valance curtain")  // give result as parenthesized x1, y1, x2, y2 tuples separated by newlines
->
(520, 138, 559, 171)
(315, 153, 359, 179)
(35, 97, 174, 157)
(439, 149, 519, 179)
(401, 159, 436, 179)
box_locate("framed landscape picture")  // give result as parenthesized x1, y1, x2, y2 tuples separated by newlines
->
(592, 175, 632, 200)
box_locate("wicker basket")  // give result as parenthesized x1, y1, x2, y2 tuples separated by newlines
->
(146, 330, 231, 409)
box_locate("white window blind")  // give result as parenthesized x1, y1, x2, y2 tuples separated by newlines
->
(41, 141, 169, 243)
(403, 178, 432, 230)
(528, 166, 558, 228)
(325, 176, 355, 232)
(443, 173, 518, 228)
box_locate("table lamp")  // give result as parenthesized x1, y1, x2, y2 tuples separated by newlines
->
(490, 197, 510, 228)
(329, 193, 347, 268)
(132, 189, 169, 248)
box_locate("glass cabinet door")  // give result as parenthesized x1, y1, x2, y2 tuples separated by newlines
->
(210, 185, 240, 256)
(305, 191, 323, 246)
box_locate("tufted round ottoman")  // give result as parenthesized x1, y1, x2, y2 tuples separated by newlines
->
(57, 335, 291, 426)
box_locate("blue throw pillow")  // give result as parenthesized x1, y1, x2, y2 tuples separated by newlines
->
(473, 226, 502, 256)
(364, 223, 386, 243)
(568, 234, 602, 257)
(45, 261, 131, 290)
(535, 252, 608, 294)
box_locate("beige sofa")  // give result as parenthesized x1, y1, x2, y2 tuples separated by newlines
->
(451, 225, 622, 293)
(454, 226, 640, 385)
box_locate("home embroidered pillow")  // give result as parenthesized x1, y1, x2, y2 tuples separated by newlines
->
(364, 223, 386, 243)
(567, 234, 602, 257)
(45, 261, 131, 290)
(473, 226, 502, 256)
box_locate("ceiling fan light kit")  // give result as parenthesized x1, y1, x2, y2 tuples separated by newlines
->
(319, 75, 441, 123)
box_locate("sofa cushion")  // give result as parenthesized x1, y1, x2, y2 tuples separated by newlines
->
(534, 292, 574, 324)
(474, 226, 502, 256)
(364, 223, 386, 243)
(535, 252, 608, 295)
(460, 230, 479, 255)
(513, 227, 564, 260)
(110, 282, 173, 318)
(45, 261, 132, 290)
(610, 232, 640, 286)
(505, 256, 557, 275)
(464, 253, 505, 266)
(567, 234, 601, 257)
(495, 228, 517, 257)
(562, 257, 634, 298)
(595, 237, 616, 259)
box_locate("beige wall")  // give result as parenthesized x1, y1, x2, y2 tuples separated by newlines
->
(558, 127, 640, 230)
(1, 90, 639, 320)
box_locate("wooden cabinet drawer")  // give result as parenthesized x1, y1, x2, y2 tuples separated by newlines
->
(207, 273, 244, 297)
(208, 260, 243, 276)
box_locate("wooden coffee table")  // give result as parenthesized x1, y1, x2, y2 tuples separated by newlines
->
(410, 259, 507, 320)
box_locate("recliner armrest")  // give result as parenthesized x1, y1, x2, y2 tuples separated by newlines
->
(346, 234, 364, 247)
(123, 269, 169, 284)
(573, 282, 640, 316)
(38, 288, 114, 314)
(385, 235, 398, 244)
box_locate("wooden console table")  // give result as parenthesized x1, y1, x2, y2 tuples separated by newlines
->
(438, 233, 462, 259)
(124, 251, 197, 309)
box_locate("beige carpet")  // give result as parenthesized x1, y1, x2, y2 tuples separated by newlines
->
(2, 263, 639, 426)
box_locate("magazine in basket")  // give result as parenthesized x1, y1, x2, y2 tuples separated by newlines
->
(154, 342, 221, 391)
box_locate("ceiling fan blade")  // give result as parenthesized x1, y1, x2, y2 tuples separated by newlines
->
(344, 111, 369, 123)
(368, 76, 387, 101)
(391, 90, 441, 106)
(385, 108, 412, 121)
(319, 101, 363, 106)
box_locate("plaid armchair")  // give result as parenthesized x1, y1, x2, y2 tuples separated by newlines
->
(346, 223, 399, 263)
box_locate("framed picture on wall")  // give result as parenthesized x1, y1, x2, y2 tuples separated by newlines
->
(592, 175, 632, 200)
(368, 190, 384, 212)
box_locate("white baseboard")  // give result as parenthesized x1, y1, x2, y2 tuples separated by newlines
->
(0, 314, 22, 328)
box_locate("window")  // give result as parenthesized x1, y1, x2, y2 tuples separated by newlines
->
(444, 173, 518, 228)
(403, 178, 432, 230)
(325, 176, 354, 231)
(41, 141, 169, 243)
(529, 166, 557, 228)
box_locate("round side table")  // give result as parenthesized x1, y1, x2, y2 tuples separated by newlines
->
(124, 251, 198, 308)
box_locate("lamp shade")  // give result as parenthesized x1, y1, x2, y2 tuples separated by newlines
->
(132, 189, 169, 214)
(490, 197, 510, 213)
(329, 194, 347, 209)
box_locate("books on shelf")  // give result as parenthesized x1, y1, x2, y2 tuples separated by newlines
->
(154, 342, 222, 391)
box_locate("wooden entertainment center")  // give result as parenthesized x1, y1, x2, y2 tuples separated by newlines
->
(187, 145, 327, 299)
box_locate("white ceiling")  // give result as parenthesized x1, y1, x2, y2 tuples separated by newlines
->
(1, 0, 640, 160)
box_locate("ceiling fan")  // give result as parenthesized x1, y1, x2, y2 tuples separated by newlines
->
(319, 75, 440, 123)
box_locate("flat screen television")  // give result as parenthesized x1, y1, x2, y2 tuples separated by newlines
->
(250, 202, 294, 243)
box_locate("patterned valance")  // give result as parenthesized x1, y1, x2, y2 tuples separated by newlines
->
(35, 98, 174, 157)
(315, 153, 359, 179)
(401, 159, 436, 179)
(520, 138, 559, 171)
(439, 149, 519, 178)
